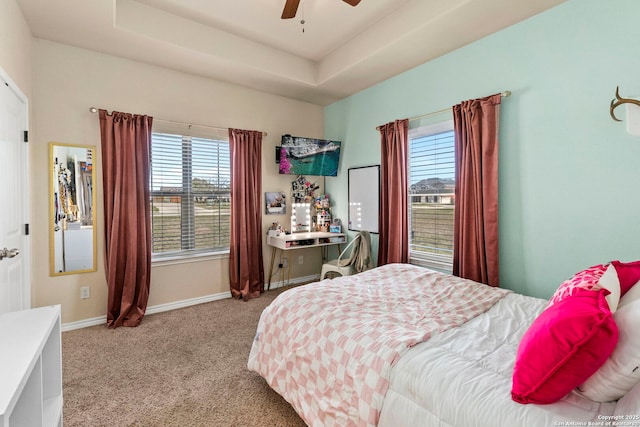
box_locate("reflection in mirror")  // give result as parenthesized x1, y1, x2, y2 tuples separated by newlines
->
(291, 203, 311, 233)
(49, 142, 97, 275)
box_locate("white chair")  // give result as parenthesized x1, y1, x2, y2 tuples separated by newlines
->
(320, 234, 362, 280)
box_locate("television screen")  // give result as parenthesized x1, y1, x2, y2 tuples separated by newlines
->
(278, 135, 341, 177)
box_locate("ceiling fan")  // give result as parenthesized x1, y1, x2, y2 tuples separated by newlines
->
(281, 0, 362, 19)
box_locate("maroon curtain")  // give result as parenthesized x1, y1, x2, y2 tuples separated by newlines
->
(228, 128, 264, 300)
(452, 94, 501, 286)
(99, 110, 153, 327)
(377, 119, 409, 266)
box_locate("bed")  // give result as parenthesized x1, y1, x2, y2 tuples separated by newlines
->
(247, 263, 640, 427)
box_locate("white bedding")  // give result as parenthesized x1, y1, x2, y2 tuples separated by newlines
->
(248, 263, 509, 426)
(378, 292, 618, 427)
(250, 264, 627, 426)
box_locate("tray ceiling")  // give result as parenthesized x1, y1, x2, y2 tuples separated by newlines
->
(17, 0, 565, 105)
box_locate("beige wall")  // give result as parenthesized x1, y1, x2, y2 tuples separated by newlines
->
(31, 39, 326, 325)
(0, 0, 32, 97)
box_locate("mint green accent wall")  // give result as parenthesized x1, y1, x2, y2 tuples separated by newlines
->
(324, 0, 640, 299)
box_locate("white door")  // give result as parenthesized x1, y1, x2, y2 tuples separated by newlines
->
(0, 69, 30, 314)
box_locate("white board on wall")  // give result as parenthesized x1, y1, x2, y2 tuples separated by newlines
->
(348, 165, 379, 233)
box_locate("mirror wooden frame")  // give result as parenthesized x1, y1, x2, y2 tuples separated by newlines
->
(49, 142, 97, 276)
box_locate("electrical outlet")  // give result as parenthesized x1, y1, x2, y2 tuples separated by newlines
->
(282, 257, 288, 268)
(80, 286, 90, 299)
(298, 255, 304, 265)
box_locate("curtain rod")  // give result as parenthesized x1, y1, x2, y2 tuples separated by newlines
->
(89, 107, 267, 136)
(375, 90, 511, 130)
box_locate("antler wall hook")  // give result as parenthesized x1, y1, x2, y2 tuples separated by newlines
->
(610, 86, 640, 122)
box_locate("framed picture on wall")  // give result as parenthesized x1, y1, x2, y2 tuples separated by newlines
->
(265, 192, 286, 215)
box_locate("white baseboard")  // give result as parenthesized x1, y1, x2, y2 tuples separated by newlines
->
(267, 273, 319, 290)
(61, 274, 319, 332)
(61, 316, 108, 332)
(61, 291, 231, 332)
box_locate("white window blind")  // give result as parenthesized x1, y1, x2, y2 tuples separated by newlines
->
(150, 132, 230, 256)
(409, 122, 455, 271)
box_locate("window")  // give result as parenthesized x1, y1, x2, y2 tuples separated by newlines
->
(150, 132, 230, 258)
(408, 120, 455, 271)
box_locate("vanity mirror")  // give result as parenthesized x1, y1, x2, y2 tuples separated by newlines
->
(348, 165, 379, 233)
(49, 142, 97, 275)
(291, 203, 311, 233)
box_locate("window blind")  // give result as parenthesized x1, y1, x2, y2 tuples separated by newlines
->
(150, 133, 231, 255)
(409, 129, 455, 264)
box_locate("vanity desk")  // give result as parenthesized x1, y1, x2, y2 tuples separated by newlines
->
(266, 231, 346, 290)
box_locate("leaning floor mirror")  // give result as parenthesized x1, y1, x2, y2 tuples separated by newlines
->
(49, 142, 97, 275)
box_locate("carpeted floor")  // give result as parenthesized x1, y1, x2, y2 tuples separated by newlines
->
(61, 286, 307, 427)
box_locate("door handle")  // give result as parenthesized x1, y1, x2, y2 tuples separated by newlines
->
(0, 248, 19, 261)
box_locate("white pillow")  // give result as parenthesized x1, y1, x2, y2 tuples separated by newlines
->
(599, 263, 621, 312)
(577, 299, 640, 402)
(618, 280, 640, 309)
(615, 380, 640, 416)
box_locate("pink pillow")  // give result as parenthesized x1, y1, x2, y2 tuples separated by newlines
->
(611, 260, 640, 296)
(512, 288, 618, 404)
(547, 264, 607, 308)
(619, 279, 640, 309)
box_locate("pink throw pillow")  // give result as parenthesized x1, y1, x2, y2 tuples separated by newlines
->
(547, 264, 607, 308)
(611, 260, 640, 296)
(512, 288, 618, 404)
(619, 279, 640, 309)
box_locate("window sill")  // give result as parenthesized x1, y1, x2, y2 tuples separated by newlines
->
(410, 255, 453, 275)
(152, 250, 229, 267)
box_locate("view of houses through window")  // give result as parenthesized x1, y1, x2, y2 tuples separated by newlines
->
(408, 120, 455, 271)
(150, 132, 231, 257)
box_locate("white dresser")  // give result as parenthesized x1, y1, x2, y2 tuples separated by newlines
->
(63, 228, 93, 271)
(0, 305, 63, 427)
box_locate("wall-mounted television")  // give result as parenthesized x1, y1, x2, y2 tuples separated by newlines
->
(277, 134, 341, 177)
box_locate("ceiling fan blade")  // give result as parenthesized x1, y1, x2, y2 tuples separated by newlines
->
(281, 0, 300, 19)
(343, 0, 361, 6)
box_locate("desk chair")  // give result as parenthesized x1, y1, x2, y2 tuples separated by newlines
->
(320, 231, 370, 280)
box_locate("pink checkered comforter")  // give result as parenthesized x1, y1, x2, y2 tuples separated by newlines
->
(247, 263, 510, 427)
